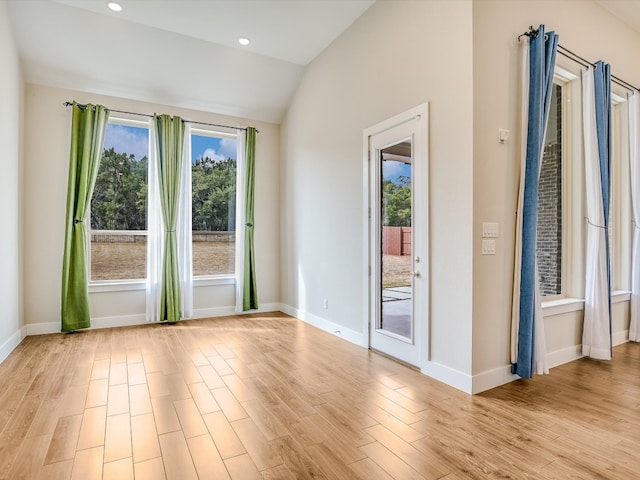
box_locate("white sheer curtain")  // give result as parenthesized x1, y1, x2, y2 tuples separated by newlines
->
(178, 124, 193, 318)
(146, 122, 192, 322)
(235, 129, 247, 313)
(146, 121, 163, 322)
(629, 94, 640, 341)
(581, 67, 611, 359)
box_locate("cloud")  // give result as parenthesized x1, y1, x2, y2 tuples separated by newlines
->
(104, 124, 149, 161)
(219, 138, 237, 160)
(383, 159, 409, 178)
(198, 138, 238, 162)
(202, 148, 225, 161)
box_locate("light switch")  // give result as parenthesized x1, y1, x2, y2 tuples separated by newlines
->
(499, 128, 510, 144)
(482, 222, 499, 238)
(482, 239, 496, 255)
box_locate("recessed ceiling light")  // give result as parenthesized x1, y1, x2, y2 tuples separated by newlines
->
(238, 38, 251, 46)
(107, 2, 123, 12)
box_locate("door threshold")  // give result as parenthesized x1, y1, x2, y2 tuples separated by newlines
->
(369, 347, 419, 371)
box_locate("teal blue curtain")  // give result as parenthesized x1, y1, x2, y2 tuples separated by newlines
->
(154, 114, 185, 322)
(512, 25, 558, 378)
(594, 60, 613, 355)
(61, 102, 109, 332)
(243, 127, 258, 310)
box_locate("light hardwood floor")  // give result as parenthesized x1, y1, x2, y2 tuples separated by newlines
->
(0, 312, 639, 479)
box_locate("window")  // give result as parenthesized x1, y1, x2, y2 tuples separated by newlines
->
(89, 120, 240, 283)
(89, 120, 149, 281)
(537, 82, 563, 296)
(191, 130, 238, 277)
(609, 96, 632, 291)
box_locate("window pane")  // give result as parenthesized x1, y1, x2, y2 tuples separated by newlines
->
(537, 84, 562, 296)
(191, 134, 237, 276)
(90, 233, 147, 280)
(90, 123, 149, 281)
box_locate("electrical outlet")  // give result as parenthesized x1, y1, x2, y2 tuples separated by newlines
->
(323, 298, 329, 309)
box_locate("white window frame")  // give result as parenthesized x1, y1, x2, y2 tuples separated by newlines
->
(538, 71, 573, 301)
(88, 120, 242, 290)
(542, 68, 633, 316)
(189, 127, 239, 283)
(610, 93, 632, 293)
(88, 117, 150, 287)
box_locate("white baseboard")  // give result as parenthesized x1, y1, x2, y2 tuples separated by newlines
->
(24, 303, 286, 336)
(190, 302, 283, 320)
(470, 345, 583, 395)
(26, 322, 59, 336)
(471, 365, 518, 394)
(421, 361, 473, 394)
(0, 327, 26, 364)
(613, 329, 629, 346)
(471, 331, 631, 394)
(280, 304, 367, 348)
(547, 344, 583, 368)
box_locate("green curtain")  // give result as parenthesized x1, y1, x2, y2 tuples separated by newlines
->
(61, 102, 109, 332)
(243, 127, 259, 310)
(154, 114, 185, 322)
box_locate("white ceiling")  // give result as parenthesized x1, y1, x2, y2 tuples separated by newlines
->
(6, 0, 375, 123)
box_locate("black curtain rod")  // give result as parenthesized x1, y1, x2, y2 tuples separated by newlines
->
(63, 101, 258, 133)
(518, 27, 640, 94)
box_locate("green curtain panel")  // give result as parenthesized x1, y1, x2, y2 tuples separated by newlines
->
(61, 102, 109, 332)
(243, 127, 259, 310)
(154, 114, 185, 322)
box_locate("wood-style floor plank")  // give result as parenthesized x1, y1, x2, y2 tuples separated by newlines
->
(0, 313, 639, 479)
(130, 413, 160, 464)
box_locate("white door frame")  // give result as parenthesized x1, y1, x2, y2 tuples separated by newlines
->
(362, 103, 429, 369)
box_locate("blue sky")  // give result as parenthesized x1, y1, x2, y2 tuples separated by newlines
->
(103, 125, 237, 162)
(192, 135, 237, 162)
(383, 160, 412, 184)
(104, 124, 149, 161)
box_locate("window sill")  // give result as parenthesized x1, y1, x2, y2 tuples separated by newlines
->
(542, 290, 631, 317)
(194, 276, 236, 287)
(612, 290, 631, 303)
(89, 281, 146, 293)
(542, 297, 584, 317)
(89, 276, 236, 293)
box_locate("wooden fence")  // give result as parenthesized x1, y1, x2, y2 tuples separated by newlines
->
(382, 226, 412, 255)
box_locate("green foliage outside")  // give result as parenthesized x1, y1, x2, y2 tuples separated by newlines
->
(91, 148, 236, 231)
(382, 175, 411, 227)
(91, 148, 147, 230)
(192, 157, 236, 231)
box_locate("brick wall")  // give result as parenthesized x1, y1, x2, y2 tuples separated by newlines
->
(537, 84, 562, 296)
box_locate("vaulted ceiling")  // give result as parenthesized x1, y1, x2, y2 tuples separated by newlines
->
(9, 1, 640, 125)
(6, 0, 375, 123)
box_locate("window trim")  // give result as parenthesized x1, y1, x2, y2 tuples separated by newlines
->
(88, 119, 242, 288)
(538, 71, 572, 301)
(541, 67, 633, 311)
(88, 117, 151, 284)
(189, 127, 239, 279)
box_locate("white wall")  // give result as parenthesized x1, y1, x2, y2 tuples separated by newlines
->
(281, 0, 475, 386)
(0, 2, 24, 361)
(23, 84, 280, 332)
(472, 0, 640, 385)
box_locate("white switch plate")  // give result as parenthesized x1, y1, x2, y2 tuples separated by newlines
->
(482, 239, 496, 255)
(482, 222, 499, 238)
